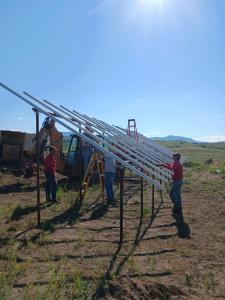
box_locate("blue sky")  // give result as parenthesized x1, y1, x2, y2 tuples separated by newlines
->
(0, 0, 225, 142)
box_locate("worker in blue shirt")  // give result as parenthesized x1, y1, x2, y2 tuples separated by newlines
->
(104, 153, 116, 207)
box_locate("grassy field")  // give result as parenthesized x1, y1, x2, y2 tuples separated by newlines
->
(62, 136, 225, 163)
(0, 142, 225, 299)
(158, 141, 225, 163)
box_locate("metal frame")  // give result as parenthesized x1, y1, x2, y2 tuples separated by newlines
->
(91, 118, 172, 172)
(21, 93, 169, 188)
(58, 106, 172, 179)
(115, 125, 173, 161)
(0, 82, 172, 243)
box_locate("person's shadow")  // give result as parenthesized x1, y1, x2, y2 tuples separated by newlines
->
(173, 212, 191, 239)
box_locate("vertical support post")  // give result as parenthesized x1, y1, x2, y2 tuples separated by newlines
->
(140, 177, 144, 221)
(160, 178, 163, 203)
(151, 175, 155, 220)
(79, 126, 83, 203)
(79, 164, 83, 203)
(34, 109, 41, 228)
(79, 152, 83, 203)
(119, 166, 125, 245)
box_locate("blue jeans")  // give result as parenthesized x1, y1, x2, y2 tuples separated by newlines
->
(105, 172, 115, 205)
(45, 172, 57, 202)
(169, 179, 183, 208)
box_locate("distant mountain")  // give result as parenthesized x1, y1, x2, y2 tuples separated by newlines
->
(150, 135, 198, 143)
(63, 131, 198, 144)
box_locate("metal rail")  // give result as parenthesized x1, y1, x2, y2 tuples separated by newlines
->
(89, 117, 172, 175)
(115, 125, 173, 159)
(0, 82, 166, 189)
(35, 97, 167, 183)
(57, 105, 172, 179)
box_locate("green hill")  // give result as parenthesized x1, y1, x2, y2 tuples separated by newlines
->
(157, 141, 225, 162)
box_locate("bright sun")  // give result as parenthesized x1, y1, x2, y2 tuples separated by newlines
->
(130, 0, 166, 34)
(139, 0, 163, 5)
(136, 0, 164, 13)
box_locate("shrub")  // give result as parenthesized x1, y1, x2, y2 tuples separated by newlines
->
(7, 225, 17, 232)
(0, 273, 10, 300)
(42, 222, 55, 233)
(205, 159, 213, 165)
(208, 165, 225, 174)
(183, 161, 204, 171)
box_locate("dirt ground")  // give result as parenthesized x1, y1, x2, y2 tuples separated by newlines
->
(0, 167, 225, 299)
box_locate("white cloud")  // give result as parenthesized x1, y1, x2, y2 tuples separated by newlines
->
(18, 117, 24, 121)
(144, 129, 160, 137)
(195, 135, 225, 142)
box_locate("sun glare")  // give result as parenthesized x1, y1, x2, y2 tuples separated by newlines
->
(138, 0, 164, 9)
(138, 0, 163, 6)
(128, 0, 165, 34)
(135, 0, 165, 17)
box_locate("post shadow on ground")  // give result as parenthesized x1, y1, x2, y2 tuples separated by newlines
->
(81, 194, 104, 214)
(151, 222, 176, 229)
(92, 198, 171, 299)
(91, 244, 122, 299)
(24, 193, 109, 245)
(123, 184, 140, 204)
(89, 202, 109, 220)
(173, 212, 191, 239)
(43, 197, 82, 227)
(57, 177, 80, 191)
(23, 198, 83, 245)
(34, 249, 177, 263)
(10, 202, 52, 221)
(114, 200, 165, 277)
(0, 183, 37, 194)
(0, 228, 32, 247)
(10, 205, 38, 221)
(82, 201, 110, 221)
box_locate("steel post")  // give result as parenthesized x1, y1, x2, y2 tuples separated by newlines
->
(33, 109, 41, 227)
(119, 166, 125, 245)
(140, 177, 144, 221)
(151, 175, 155, 220)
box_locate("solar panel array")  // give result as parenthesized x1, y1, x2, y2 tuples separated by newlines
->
(0, 82, 173, 189)
(114, 126, 173, 163)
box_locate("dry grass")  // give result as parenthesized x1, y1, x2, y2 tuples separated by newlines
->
(0, 166, 225, 299)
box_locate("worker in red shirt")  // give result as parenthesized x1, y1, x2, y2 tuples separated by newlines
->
(44, 146, 57, 203)
(158, 152, 183, 214)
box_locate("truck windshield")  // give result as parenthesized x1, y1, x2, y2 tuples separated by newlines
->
(67, 136, 78, 165)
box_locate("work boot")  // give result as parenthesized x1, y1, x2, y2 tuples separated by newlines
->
(46, 197, 51, 203)
(108, 199, 115, 208)
(172, 207, 182, 214)
(111, 202, 116, 208)
(46, 191, 51, 203)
